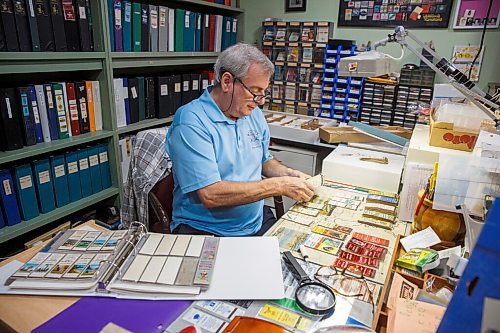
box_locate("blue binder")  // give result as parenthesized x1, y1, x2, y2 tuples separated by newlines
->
(87, 146, 103, 194)
(0, 204, 4, 229)
(122, 1, 132, 52)
(0, 169, 22, 226)
(194, 12, 201, 52)
(33, 159, 56, 213)
(98, 144, 112, 189)
(13, 164, 39, 221)
(65, 151, 82, 202)
(222, 16, 231, 50)
(27, 85, 44, 143)
(123, 78, 131, 125)
(108, 0, 115, 51)
(183, 11, 195, 52)
(230, 17, 237, 46)
(78, 149, 93, 197)
(50, 155, 70, 208)
(43, 84, 59, 141)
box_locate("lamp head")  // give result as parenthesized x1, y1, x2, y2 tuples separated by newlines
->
(337, 50, 396, 77)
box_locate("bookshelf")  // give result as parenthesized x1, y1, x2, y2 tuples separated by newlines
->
(0, 0, 244, 245)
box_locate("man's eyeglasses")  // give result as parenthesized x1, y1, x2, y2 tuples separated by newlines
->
(235, 77, 271, 103)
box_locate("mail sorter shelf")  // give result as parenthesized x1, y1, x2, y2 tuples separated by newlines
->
(111, 52, 220, 69)
(116, 117, 174, 135)
(0, 187, 119, 244)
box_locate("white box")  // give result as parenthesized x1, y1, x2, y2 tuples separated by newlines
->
(322, 145, 405, 193)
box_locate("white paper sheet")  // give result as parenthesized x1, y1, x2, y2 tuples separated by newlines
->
(398, 162, 434, 222)
(400, 227, 441, 252)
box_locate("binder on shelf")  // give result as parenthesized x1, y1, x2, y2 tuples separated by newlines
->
(91, 81, 103, 131)
(50, 154, 70, 208)
(167, 7, 174, 52)
(33, 159, 56, 213)
(75, 81, 90, 133)
(148, 5, 158, 52)
(0, 0, 20, 51)
(34, 85, 52, 143)
(61, 0, 80, 51)
(113, 0, 122, 52)
(13, 164, 39, 221)
(18, 87, 37, 146)
(156, 76, 172, 119)
(140, 4, 148, 51)
(84, 0, 93, 50)
(221, 16, 230, 51)
(132, 1, 141, 51)
(35, 0, 55, 51)
(201, 72, 210, 93)
(0, 169, 22, 226)
(77, 149, 92, 197)
(171, 74, 182, 114)
(51, 83, 70, 139)
(202, 14, 210, 52)
(65, 150, 82, 202)
(137, 76, 146, 121)
(231, 17, 237, 45)
(107, 0, 114, 51)
(0, 6, 7, 51)
(113, 78, 126, 128)
(214, 15, 223, 52)
(0, 204, 4, 228)
(98, 144, 111, 189)
(26, 0, 40, 51)
(122, 0, 132, 52)
(144, 76, 156, 119)
(190, 74, 201, 101)
(87, 146, 102, 194)
(194, 12, 201, 52)
(27, 86, 43, 144)
(65, 82, 81, 136)
(127, 77, 139, 124)
(174, 8, 184, 52)
(49, 0, 67, 51)
(122, 78, 131, 125)
(181, 74, 191, 105)
(208, 14, 215, 52)
(13, 0, 32, 51)
(86, 81, 96, 132)
(183, 10, 194, 52)
(0, 88, 23, 151)
(158, 6, 167, 52)
(59, 81, 72, 137)
(76, 0, 92, 51)
(43, 84, 59, 140)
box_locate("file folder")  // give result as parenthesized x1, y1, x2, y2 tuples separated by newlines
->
(27, 86, 44, 144)
(148, 5, 158, 52)
(140, 4, 149, 51)
(127, 77, 139, 123)
(137, 76, 145, 121)
(113, 0, 122, 51)
(122, 0, 132, 52)
(35, 0, 55, 51)
(50, 154, 70, 207)
(65, 150, 82, 202)
(87, 146, 102, 194)
(61, 0, 80, 51)
(18, 87, 37, 146)
(0, 88, 23, 151)
(0, 0, 20, 51)
(13, 164, 40, 221)
(13, 0, 32, 51)
(43, 84, 59, 141)
(49, 0, 67, 51)
(98, 144, 112, 189)
(78, 149, 92, 197)
(144, 77, 156, 119)
(26, 0, 40, 51)
(0, 169, 22, 226)
(132, 2, 141, 51)
(33, 159, 56, 213)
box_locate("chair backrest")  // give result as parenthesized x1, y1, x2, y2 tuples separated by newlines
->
(148, 173, 174, 234)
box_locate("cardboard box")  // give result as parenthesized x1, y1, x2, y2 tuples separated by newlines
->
(319, 126, 412, 144)
(429, 109, 479, 152)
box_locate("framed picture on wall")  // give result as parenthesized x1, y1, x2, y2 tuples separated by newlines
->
(285, 0, 307, 12)
(453, 0, 500, 29)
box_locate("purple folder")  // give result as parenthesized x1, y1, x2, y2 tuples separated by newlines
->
(33, 297, 191, 333)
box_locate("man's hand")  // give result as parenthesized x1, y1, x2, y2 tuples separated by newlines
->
(286, 168, 311, 180)
(279, 176, 315, 202)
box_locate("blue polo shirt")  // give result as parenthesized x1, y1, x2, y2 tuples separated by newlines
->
(165, 87, 273, 236)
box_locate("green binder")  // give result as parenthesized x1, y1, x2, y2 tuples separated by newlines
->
(51, 83, 70, 139)
(174, 9, 185, 52)
(132, 2, 142, 52)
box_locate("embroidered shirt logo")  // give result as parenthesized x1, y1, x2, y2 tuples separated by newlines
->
(247, 129, 261, 148)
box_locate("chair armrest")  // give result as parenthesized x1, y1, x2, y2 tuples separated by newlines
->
(273, 195, 285, 220)
(148, 192, 171, 234)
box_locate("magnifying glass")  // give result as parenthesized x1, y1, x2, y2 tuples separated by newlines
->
(282, 251, 336, 318)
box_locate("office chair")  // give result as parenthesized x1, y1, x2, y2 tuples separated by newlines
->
(148, 173, 285, 234)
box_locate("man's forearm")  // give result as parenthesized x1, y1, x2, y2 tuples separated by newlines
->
(262, 158, 294, 178)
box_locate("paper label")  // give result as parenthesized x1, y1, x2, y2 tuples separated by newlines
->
(78, 5, 86, 19)
(151, 9, 158, 29)
(205, 14, 209, 28)
(20, 175, 33, 190)
(46, 89, 54, 108)
(184, 11, 190, 28)
(131, 87, 137, 99)
(28, 0, 35, 17)
(54, 165, 65, 178)
(79, 158, 89, 170)
(183, 81, 189, 91)
(32, 105, 40, 123)
(202, 79, 209, 90)
(226, 20, 231, 32)
(174, 83, 181, 93)
(159, 8, 166, 26)
(69, 101, 79, 120)
(124, 3, 130, 22)
(192, 80, 199, 90)
(99, 151, 108, 163)
(160, 84, 168, 96)
(38, 170, 50, 184)
(3, 179, 12, 195)
(5, 98, 12, 118)
(79, 98, 87, 118)
(259, 304, 300, 328)
(233, 19, 237, 33)
(197, 14, 201, 29)
(68, 161, 78, 174)
(89, 154, 99, 166)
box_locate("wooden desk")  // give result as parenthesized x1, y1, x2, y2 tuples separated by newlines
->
(0, 221, 105, 333)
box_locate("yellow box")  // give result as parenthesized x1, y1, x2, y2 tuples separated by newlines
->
(429, 109, 479, 152)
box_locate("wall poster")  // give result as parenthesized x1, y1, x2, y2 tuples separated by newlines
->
(338, 0, 454, 28)
(451, 45, 485, 82)
(453, 0, 500, 29)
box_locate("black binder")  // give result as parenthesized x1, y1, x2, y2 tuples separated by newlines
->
(75, 81, 90, 133)
(202, 13, 209, 52)
(140, 3, 148, 51)
(13, 0, 32, 51)
(144, 76, 156, 119)
(49, 0, 67, 51)
(190, 73, 201, 101)
(75, 0, 91, 51)
(17, 87, 37, 146)
(201, 72, 209, 94)
(0, 13, 6, 51)
(181, 74, 191, 105)
(0, 88, 24, 151)
(84, 0, 92, 50)
(127, 77, 140, 123)
(35, 0, 55, 51)
(156, 76, 172, 118)
(61, 0, 80, 51)
(171, 74, 182, 115)
(0, 0, 19, 51)
(26, 0, 40, 51)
